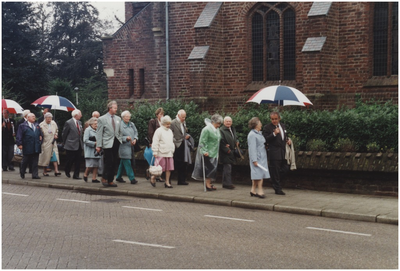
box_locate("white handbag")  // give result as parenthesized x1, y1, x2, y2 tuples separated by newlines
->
(149, 157, 162, 177)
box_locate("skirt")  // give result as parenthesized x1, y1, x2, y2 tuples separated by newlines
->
(85, 158, 100, 168)
(155, 157, 174, 172)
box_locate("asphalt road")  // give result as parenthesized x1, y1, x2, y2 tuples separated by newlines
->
(2, 184, 398, 269)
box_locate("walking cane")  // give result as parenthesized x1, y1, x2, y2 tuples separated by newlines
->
(202, 154, 206, 192)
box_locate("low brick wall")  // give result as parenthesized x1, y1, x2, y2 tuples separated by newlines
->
(55, 149, 397, 197)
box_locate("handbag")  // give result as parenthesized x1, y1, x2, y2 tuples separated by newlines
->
(149, 156, 163, 177)
(234, 146, 244, 159)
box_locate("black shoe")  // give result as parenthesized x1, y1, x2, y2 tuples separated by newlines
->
(164, 183, 173, 188)
(20, 173, 25, 179)
(83, 176, 88, 182)
(178, 182, 189, 185)
(32, 176, 41, 179)
(275, 191, 286, 195)
(206, 186, 214, 191)
(55, 172, 61, 176)
(9, 168, 15, 171)
(223, 185, 235, 189)
(65, 172, 71, 178)
(92, 179, 100, 183)
(130, 179, 138, 184)
(250, 192, 257, 197)
(150, 180, 156, 187)
(116, 178, 126, 183)
(108, 182, 118, 187)
(73, 177, 82, 180)
(256, 194, 266, 199)
(101, 181, 109, 187)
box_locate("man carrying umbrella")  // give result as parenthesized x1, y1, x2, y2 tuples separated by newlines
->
(262, 112, 291, 195)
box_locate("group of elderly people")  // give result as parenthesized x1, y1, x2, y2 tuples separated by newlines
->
(16, 105, 287, 198)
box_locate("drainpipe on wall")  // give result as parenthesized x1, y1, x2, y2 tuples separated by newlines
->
(165, 2, 170, 100)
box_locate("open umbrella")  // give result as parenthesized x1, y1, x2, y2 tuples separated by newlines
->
(31, 95, 76, 112)
(246, 85, 313, 106)
(1, 99, 24, 114)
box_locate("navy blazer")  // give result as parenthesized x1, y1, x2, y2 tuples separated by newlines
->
(262, 122, 288, 161)
(16, 121, 42, 155)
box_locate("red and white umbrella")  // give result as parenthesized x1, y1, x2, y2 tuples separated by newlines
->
(31, 95, 76, 112)
(1, 99, 24, 114)
(247, 85, 313, 106)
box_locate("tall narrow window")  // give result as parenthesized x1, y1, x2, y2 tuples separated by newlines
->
(373, 2, 398, 76)
(128, 69, 134, 97)
(139, 69, 145, 96)
(251, 3, 296, 82)
(252, 13, 263, 81)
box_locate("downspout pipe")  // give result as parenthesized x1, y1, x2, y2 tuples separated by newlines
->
(165, 2, 170, 100)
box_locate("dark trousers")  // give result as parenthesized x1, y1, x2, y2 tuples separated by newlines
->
(222, 164, 233, 186)
(103, 138, 120, 183)
(2, 144, 14, 170)
(173, 143, 187, 184)
(65, 148, 82, 178)
(269, 159, 289, 192)
(21, 153, 39, 178)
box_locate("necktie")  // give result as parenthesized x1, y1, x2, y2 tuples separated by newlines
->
(279, 124, 284, 140)
(229, 127, 234, 138)
(76, 121, 80, 135)
(6, 119, 10, 129)
(111, 115, 115, 131)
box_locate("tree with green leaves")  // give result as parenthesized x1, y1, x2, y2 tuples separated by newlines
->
(2, 2, 49, 108)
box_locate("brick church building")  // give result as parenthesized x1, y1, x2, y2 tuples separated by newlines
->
(102, 2, 398, 111)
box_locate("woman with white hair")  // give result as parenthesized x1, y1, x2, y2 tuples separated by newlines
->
(151, 115, 175, 188)
(192, 114, 223, 191)
(83, 117, 100, 183)
(115, 110, 139, 184)
(38, 112, 61, 176)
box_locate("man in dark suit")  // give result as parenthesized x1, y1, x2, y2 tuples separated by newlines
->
(15, 109, 30, 134)
(170, 109, 190, 185)
(262, 112, 291, 195)
(16, 113, 43, 179)
(62, 109, 83, 179)
(2, 110, 16, 171)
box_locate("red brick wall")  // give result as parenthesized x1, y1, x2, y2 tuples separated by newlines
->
(104, 2, 398, 112)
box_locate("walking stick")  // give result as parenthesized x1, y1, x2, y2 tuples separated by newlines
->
(202, 154, 206, 192)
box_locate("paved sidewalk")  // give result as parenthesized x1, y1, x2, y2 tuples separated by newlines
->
(2, 168, 398, 225)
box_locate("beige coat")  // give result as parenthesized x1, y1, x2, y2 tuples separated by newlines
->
(38, 120, 60, 166)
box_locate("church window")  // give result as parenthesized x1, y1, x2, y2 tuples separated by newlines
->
(251, 3, 296, 82)
(373, 2, 398, 76)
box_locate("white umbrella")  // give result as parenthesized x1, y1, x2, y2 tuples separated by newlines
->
(247, 85, 313, 106)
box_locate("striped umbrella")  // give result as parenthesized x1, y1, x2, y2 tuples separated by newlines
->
(1, 99, 24, 114)
(246, 85, 313, 106)
(31, 95, 76, 112)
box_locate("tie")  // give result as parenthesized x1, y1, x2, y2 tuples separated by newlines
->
(6, 119, 10, 130)
(31, 123, 35, 132)
(279, 124, 284, 140)
(111, 115, 115, 131)
(229, 127, 234, 138)
(76, 121, 80, 135)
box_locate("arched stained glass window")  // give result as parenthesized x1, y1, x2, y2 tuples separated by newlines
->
(251, 3, 296, 82)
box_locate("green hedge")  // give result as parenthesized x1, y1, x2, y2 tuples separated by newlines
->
(128, 100, 398, 153)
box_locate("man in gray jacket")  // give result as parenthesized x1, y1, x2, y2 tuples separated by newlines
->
(62, 109, 83, 179)
(96, 101, 122, 187)
(170, 109, 190, 185)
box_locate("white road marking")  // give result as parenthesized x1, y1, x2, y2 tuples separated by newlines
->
(56, 198, 90, 204)
(113, 239, 175, 249)
(306, 227, 372, 237)
(122, 206, 163, 212)
(2, 192, 29, 197)
(204, 215, 255, 222)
